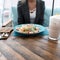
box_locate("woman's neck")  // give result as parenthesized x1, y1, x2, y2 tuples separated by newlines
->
(28, 0, 36, 2)
(28, 0, 36, 11)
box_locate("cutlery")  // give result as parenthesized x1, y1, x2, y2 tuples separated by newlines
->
(0, 32, 9, 40)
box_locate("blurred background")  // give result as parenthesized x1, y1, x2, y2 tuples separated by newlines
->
(0, 0, 60, 27)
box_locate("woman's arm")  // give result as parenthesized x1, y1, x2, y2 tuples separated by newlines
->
(39, 1, 45, 25)
(17, 1, 24, 24)
(41, 1, 45, 17)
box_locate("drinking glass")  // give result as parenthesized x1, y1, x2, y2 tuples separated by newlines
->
(49, 15, 60, 40)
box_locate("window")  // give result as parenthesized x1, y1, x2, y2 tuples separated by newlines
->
(0, 0, 11, 27)
(43, 0, 53, 9)
(0, 0, 19, 27)
(0, 0, 3, 27)
(53, 0, 60, 15)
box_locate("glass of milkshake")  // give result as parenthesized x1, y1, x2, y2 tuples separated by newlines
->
(49, 15, 60, 40)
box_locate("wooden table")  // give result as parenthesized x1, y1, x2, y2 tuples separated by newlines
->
(0, 27, 60, 60)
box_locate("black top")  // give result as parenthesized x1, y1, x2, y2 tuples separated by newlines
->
(17, 0, 45, 25)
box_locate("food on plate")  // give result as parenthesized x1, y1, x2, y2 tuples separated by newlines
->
(16, 24, 39, 34)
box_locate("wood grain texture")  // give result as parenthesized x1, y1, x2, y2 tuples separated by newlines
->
(0, 52, 7, 60)
(0, 34, 60, 60)
(0, 27, 13, 33)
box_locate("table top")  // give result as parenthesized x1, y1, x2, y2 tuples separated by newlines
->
(0, 27, 60, 60)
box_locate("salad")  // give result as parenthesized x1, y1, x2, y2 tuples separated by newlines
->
(16, 24, 39, 34)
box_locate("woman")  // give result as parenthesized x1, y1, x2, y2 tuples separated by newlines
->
(17, 0, 45, 25)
